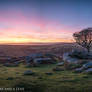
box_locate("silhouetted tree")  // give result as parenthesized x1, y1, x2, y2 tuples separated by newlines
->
(73, 28, 92, 53)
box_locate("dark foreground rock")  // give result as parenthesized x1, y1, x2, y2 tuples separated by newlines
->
(34, 58, 54, 64)
(45, 72, 53, 75)
(69, 50, 92, 59)
(4, 63, 18, 67)
(74, 67, 83, 73)
(82, 61, 92, 69)
(53, 67, 64, 71)
(6, 77, 14, 80)
(84, 68, 92, 73)
(63, 53, 78, 64)
(56, 62, 64, 66)
(24, 70, 35, 75)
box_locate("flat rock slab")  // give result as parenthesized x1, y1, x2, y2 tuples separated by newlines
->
(82, 61, 92, 69)
(74, 67, 83, 73)
(53, 67, 64, 71)
(4, 63, 18, 67)
(56, 62, 64, 66)
(6, 77, 14, 80)
(63, 53, 78, 64)
(85, 68, 92, 73)
(45, 72, 53, 75)
(24, 70, 35, 75)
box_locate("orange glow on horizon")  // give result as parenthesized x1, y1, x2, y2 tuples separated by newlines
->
(0, 37, 73, 44)
(0, 11, 75, 44)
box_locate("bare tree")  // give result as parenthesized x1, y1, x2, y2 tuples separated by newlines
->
(73, 28, 92, 53)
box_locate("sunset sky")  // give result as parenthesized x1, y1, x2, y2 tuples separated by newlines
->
(0, 0, 92, 44)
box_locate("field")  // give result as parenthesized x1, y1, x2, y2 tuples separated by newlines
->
(0, 43, 79, 57)
(0, 64, 92, 92)
(0, 43, 91, 92)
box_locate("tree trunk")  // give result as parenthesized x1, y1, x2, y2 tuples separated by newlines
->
(87, 47, 90, 53)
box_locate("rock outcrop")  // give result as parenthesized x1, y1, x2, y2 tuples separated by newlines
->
(63, 53, 78, 64)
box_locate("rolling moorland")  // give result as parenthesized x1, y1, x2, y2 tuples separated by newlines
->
(0, 43, 81, 57)
(0, 43, 92, 92)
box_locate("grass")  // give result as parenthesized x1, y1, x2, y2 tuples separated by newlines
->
(0, 63, 92, 92)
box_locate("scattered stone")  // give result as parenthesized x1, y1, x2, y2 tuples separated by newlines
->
(14, 61, 19, 65)
(63, 53, 78, 64)
(70, 50, 92, 59)
(25, 53, 56, 65)
(82, 61, 92, 69)
(53, 67, 64, 71)
(6, 77, 14, 80)
(25, 53, 43, 64)
(24, 70, 35, 75)
(74, 67, 83, 73)
(56, 62, 64, 66)
(25, 56, 32, 64)
(84, 68, 92, 73)
(26, 63, 32, 67)
(45, 72, 53, 75)
(68, 64, 82, 70)
(34, 58, 53, 64)
(4, 63, 18, 67)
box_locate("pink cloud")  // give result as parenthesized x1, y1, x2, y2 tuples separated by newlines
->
(0, 10, 75, 43)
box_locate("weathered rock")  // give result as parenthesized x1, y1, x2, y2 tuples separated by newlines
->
(68, 63, 82, 70)
(24, 70, 34, 75)
(70, 50, 92, 59)
(63, 53, 78, 64)
(4, 63, 18, 67)
(25, 53, 43, 64)
(82, 61, 92, 69)
(25, 56, 32, 64)
(53, 67, 64, 71)
(6, 77, 14, 80)
(84, 68, 92, 73)
(25, 53, 57, 65)
(56, 62, 64, 66)
(74, 67, 83, 73)
(45, 72, 53, 75)
(14, 61, 20, 65)
(26, 63, 32, 67)
(33, 58, 53, 64)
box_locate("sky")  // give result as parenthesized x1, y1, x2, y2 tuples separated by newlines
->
(0, 0, 92, 44)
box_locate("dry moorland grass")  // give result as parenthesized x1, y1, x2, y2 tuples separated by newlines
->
(0, 43, 83, 57)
